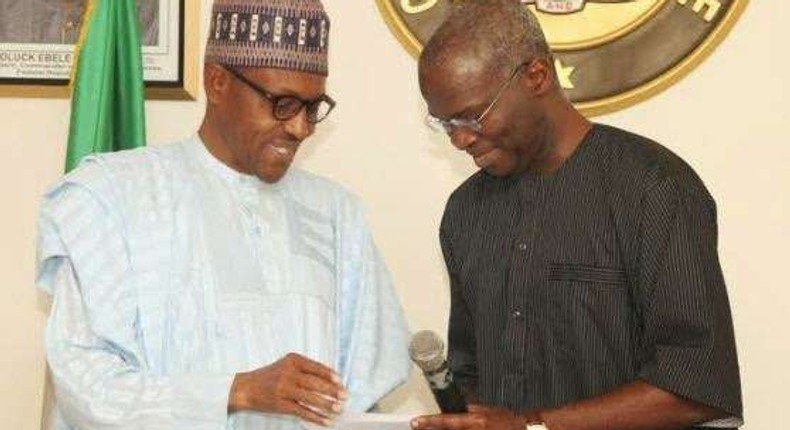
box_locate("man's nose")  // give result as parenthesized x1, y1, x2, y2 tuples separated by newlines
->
(283, 109, 314, 141)
(448, 127, 478, 151)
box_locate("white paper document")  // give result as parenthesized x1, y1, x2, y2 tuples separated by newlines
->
(302, 412, 414, 430)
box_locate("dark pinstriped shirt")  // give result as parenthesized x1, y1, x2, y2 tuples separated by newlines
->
(441, 124, 742, 428)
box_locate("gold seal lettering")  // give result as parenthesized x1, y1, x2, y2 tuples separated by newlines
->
(400, 0, 440, 15)
(677, 0, 722, 22)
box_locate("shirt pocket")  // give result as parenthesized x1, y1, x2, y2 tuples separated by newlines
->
(547, 263, 635, 369)
(548, 263, 627, 286)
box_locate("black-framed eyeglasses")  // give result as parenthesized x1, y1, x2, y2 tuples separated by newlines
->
(425, 61, 529, 135)
(223, 66, 336, 124)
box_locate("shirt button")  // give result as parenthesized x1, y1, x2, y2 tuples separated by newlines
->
(512, 309, 523, 319)
(517, 243, 528, 251)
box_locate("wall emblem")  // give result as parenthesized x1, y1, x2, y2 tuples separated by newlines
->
(377, 0, 748, 115)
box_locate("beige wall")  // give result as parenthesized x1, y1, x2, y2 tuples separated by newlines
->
(1, 1, 787, 428)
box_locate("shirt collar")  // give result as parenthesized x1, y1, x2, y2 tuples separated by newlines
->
(188, 134, 287, 192)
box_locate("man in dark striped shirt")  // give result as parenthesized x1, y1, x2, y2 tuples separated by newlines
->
(410, 1, 742, 430)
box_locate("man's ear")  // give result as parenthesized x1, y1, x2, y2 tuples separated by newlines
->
(204, 63, 231, 105)
(524, 58, 554, 96)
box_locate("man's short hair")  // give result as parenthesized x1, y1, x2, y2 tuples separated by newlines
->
(420, 0, 552, 78)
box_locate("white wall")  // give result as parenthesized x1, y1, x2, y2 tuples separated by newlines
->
(1, 1, 787, 428)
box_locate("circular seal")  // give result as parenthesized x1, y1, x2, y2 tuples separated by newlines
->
(376, 0, 749, 115)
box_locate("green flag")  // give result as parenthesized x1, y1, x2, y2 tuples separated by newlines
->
(65, 0, 146, 173)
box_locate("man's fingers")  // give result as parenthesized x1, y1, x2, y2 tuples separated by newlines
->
(289, 387, 342, 417)
(293, 356, 345, 392)
(283, 400, 334, 427)
(297, 373, 347, 404)
(281, 353, 347, 398)
(411, 414, 472, 430)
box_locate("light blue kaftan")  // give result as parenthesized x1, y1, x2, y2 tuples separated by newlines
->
(36, 136, 411, 430)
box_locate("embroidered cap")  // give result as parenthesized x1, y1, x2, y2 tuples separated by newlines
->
(205, 0, 330, 76)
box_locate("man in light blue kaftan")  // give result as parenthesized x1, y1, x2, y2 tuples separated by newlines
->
(35, 1, 411, 429)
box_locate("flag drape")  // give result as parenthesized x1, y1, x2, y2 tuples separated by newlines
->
(65, 0, 146, 172)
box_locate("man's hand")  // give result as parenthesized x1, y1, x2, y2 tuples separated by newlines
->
(229, 353, 348, 426)
(410, 404, 541, 430)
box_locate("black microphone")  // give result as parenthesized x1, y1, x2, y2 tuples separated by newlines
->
(409, 330, 468, 414)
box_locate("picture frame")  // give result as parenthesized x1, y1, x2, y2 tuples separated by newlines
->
(0, 0, 200, 100)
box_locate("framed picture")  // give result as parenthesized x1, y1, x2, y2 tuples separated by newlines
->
(0, 0, 200, 100)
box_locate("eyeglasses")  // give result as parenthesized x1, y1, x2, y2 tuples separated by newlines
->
(223, 66, 336, 124)
(425, 61, 529, 135)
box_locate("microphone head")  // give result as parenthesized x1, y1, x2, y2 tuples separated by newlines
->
(409, 330, 446, 373)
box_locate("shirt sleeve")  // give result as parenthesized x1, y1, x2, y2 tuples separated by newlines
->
(333, 193, 411, 412)
(440, 218, 479, 400)
(634, 172, 742, 422)
(37, 179, 234, 430)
